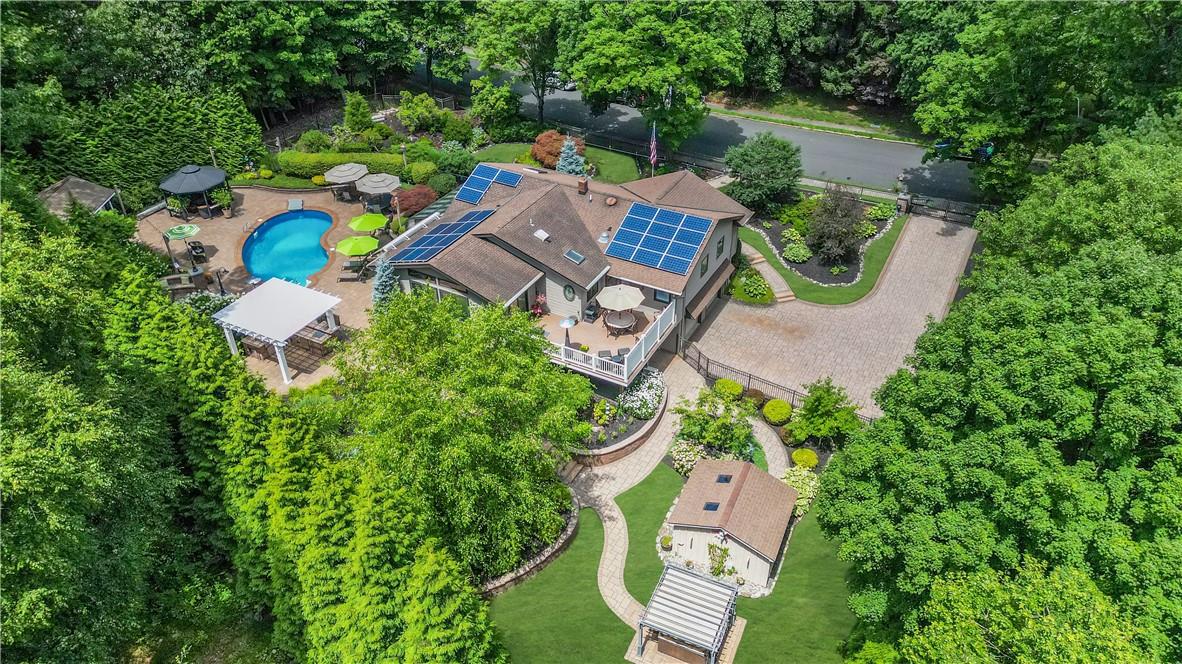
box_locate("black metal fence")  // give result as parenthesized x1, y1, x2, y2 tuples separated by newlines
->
(680, 343, 877, 424)
(909, 195, 996, 226)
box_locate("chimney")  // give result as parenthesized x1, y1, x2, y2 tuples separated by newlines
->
(577, 177, 588, 195)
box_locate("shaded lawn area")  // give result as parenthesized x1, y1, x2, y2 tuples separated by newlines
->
(490, 508, 633, 664)
(734, 514, 854, 664)
(474, 143, 640, 184)
(618, 462, 685, 603)
(711, 88, 927, 143)
(738, 215, 910, 305)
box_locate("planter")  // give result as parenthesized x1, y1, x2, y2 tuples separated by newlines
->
(660, 535, 672, 552)
(222, 206, 233, 219)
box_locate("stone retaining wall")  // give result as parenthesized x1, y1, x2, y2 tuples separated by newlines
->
(572, 389, 669, 467)
(481, 491, 580, 597)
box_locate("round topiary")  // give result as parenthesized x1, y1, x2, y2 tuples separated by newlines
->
(713, 378, 744, 400)
(427, 172, 457, 195)
(311, 175, 327, 186)
(762, 399, 792, 426)
(791, 447, 819, 470)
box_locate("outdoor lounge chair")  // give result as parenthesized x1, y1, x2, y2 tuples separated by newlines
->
(287, 198, 304, 211)
(597, 350, 613, 359)
(159, 274, 198, 296)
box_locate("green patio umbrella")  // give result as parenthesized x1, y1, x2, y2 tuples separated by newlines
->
(335, 235, 379, 256)
(162, 224, 200, 268)
(348, 213, 387, 232)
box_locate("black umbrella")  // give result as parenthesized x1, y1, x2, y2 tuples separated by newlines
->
(160, 165, 227, 196)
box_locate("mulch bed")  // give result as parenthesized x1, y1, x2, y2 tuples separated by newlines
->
(580, 397, 647, 450)
(754, 200, 887, 286)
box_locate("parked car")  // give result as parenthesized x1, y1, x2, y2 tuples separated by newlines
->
(546, 72, 577, 92)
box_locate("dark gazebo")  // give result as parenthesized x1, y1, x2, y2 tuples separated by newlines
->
(161, 164, 227, 218)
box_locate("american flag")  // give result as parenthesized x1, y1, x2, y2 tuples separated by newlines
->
(649, 122, 658, 167)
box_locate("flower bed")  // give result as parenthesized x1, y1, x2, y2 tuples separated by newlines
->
(618, 367, 664, 419)
(582, 397, 646, 449)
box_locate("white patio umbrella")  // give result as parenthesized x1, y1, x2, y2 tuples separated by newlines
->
(596, 284, 645, 312)
(323, 162, 369, 184)
(354, 172, 401, 195)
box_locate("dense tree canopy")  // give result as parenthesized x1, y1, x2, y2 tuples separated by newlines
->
(472, 0, 570, 123)
(817, 113, 1182, 661)
(723, 132, 802, 212)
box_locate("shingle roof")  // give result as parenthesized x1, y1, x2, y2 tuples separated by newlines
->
(668, 460, 796, 561)
(37, 176, 117, 218)
(486, 187, 609, 289)
(622, 171, 752, 217)
(430, 238, 542, 304)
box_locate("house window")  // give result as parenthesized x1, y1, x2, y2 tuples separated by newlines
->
(563, 284, 575, 301)
(704, 502, 720, 511)
(716, 236, 726, 257)
(654, 289, 672, 304)
(716, 474, 732, 484)
(699, 254, 709, 277)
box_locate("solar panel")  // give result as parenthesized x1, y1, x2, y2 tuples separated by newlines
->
(389, 209, 494, 263)
(604, 202, 714, 275)
(454, 164, 523, 204)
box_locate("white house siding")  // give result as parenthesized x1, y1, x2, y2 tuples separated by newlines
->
(544, 274, 583, 319)
(681, 220, 736, 306)
(671, 524, 774, 586)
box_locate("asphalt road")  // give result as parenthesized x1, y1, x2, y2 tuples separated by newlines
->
(415, 64, 978, 202)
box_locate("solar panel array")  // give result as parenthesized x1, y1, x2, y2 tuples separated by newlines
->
(454, 164, 523, 204)
(604, 203, 713, 275)
(389, 209, 494, 263)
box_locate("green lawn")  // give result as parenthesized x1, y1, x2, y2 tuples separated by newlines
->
(710, 88, 927, 143)
(490, 508, 634, 663)
(752, 444, 768, 472)
(738, 214, 910, 305)
(474, 142, 640, 184)
(617, 463, 686, 603)
(734, 514, 855, 664)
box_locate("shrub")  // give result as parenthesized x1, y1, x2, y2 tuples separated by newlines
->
(398, 91, 444, 133)
(830, 265, 849, 276)
(334, 140, 372, 153)
(469, 127, 488, 149)
(295, 129, 331, 153)
(276, 150, 405, 178)
(865, 201, 894, 222)
(427, 173, 457, 195)
(310, 175, 326, 186)
(442, 113, 474, 144)
(777, 196, 819, 236)
(404, 137, 439, 164)
(619, 367, 665, 419)
(360, 127, 389, 149)
(670, 439, 707, 475)
(782, 242, 813, 263)
(408, 161, 439, 185)
(724, 132, 803, 211)
(344, 91, 375, 133)
(784, 377, 862, 447)
(781, 227, 804, 245)
(592, 399, 615, 426)
(855, 220, 878, 239)
(762, 399, 792, 426)
(469, 75, 522, 132)
(745, 389, 767, 406)
(660, 535, 672, 550)
(393, 185, 438, 216)
(515, 149, 542, 167)
(713, 378, 744, 400)
(490, 119, 544, 144)
(742, 275, 770, 300)
(808, 184, 863, 261)
(436, 142, 476, 178)
(708, 543, 734, 577)
(674, 388, 756, 460)
(791, 447, 819, 469)
(531, 129, 583, 169)
(556, 137, 587, 175)
(236, 172, 256, 180)
(257, 168, 273, 179)
(782, 466, 819, 516)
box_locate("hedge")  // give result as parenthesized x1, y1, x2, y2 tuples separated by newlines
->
(277, 151, 406, 179)
(762, 399, 792, 426)
(713, 378, 744, 400)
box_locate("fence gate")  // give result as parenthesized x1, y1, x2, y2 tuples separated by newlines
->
(908, 196, 995, 226)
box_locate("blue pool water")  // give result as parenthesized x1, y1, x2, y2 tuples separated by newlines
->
(242, 210, 333, 284)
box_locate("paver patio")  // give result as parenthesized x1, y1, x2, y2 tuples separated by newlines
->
(694, 215, 976, 416)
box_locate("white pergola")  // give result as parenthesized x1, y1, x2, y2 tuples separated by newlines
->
(213, 278, 342, 384)
(637, 565, 738, 664)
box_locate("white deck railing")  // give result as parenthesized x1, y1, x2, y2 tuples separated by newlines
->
(547, 302, 678, 384)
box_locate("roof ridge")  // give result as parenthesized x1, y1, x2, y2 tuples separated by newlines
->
(717, 462, 750, 532)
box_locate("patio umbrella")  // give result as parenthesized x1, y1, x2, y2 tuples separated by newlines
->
(596, 284, 645, 311)
(348, 213, 388, 233)
(324, 162, 368, 184)
(160, 165, 226, 197)
(354, 172, 401, 195)
(335, 235, 379, 256)
(162, 224, 200, 268)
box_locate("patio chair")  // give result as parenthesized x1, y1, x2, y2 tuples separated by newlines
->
(583, 301, 600, 323)
(187, 241, 207, 264)
(597, 350, 613, 359)
(287, 198, 304, 211)
(159, 273, 198, 296)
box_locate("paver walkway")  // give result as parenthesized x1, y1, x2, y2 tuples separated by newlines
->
(741, 243, 795, 303)
(753, 420, 790, 478)
(695, 215, 976, 417)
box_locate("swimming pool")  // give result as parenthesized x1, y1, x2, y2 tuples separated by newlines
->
(242, 210, 333, 284)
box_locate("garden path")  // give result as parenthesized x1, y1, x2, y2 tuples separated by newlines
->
(752, 419, 790, 478)
(569, 353, 705, 626)
(741, 243, 796, 303)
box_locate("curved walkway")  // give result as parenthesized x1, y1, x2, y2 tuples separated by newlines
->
(753, 419, 790, 477)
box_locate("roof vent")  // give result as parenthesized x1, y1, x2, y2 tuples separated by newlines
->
(597, 229, 611, 244)
(605, 196, 618, 207)
(533, 229, 550, 242)
(564, 249, 586, 265)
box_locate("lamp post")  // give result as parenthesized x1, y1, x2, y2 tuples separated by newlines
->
(400, 143, 407, 168)
(214, 268, 229, 296)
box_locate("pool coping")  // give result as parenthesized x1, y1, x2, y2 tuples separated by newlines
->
(236, 206, 341, 288)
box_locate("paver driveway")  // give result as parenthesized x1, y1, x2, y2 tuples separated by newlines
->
(694, 215, 977, 417)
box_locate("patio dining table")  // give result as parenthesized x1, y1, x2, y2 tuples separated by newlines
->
(604, 310, 637, 336)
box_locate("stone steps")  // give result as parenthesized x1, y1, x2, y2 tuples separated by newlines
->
(558, 459, 584, 485)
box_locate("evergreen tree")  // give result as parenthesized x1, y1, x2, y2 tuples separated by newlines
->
(371, 259, 398, 305)
(555, 137, 586, 175)
(395, 542, 507, 664)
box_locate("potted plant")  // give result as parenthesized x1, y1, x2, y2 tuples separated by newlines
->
(660, 535, 672, 551)
(211, 188, 234, 218)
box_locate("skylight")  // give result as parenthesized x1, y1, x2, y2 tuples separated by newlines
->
(564, 249, 586, 265)
(704, 502, 720, 512)
(716, 474, 732, 484)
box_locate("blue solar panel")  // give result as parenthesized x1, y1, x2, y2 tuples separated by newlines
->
(455, 187, 483, 204)
(494, 170, 522, 187)
(603, 202, 715, 275)
(390, 209, 494, 263)
(471, 164, 498, 179)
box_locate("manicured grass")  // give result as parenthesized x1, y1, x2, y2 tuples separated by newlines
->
(729, 272, 776, 305)
(738, 214, 910, 305)
(711, 88, 927, 143)
(490, 508, 633, 663)
(752, 444, 768, 472)
(618, 463, 685, 603)
(229, 174, 320, 189)
(711, 107, 915, 144)
(734, 514, 855, 664)
(474, 142, 640, 184)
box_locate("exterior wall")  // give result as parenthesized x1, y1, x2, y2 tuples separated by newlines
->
(544, 273, 584, 319)
(682, 220, 736, 304)
(671, 525, 773, 586)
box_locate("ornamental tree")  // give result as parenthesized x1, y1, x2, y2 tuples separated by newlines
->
(784, 376, 861, 447)
(673, 387, 757, 460)
(472, 0, 570, 124)
(469, 75, 522, 131)
(806, 184, 863, 262)
(723, 132, 802, 212)
(556, 137, 587, 175)
(531, 129, 583, 169)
